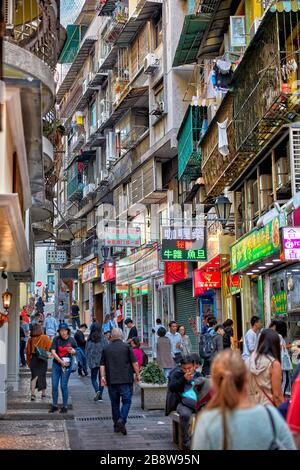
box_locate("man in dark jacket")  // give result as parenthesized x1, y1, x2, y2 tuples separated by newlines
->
(71, 301, 80, 330)
(100, 328, 140, 435)
(74, 323, 88, 376)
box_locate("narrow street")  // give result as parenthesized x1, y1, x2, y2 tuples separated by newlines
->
(1, 367, 175, 451)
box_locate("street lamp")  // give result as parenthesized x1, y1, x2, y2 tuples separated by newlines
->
(215, 195, 232, 229)
(2, 289, 12, 313)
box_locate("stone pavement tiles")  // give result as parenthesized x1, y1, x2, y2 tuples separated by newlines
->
(66, 374, 176, 450)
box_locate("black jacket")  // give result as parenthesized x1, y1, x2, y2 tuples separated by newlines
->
(165, 366, 185, 416)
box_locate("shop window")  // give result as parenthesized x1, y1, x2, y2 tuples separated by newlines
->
(90, 101, 97, 128)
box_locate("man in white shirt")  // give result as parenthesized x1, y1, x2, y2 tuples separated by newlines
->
(152, 318, 162, 359)
(166, 321, 182, 364)
(242, 315, 262, 360)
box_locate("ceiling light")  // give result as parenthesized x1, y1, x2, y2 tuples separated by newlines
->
(246, 272, 253, 275)
(258, 266, 266, 269)
(273, 259, 281, 262)
(265, 263, 274, 266)
(292, 269, 300, 272)
(252, 270, 260, 273)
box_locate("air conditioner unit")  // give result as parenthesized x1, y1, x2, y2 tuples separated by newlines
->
(83, 185, 89, 199)
(250, 18, 262, 41)
(150, 101, 164, 116)
(101, 111, 110, 123)
(106, 131, 117, 162)
(100, 169, 109, 181)
(259, 174, 273, 212)
(144, 53, 159, 74)
(87, 183, 96, 196)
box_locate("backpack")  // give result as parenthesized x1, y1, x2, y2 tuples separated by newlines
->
(142, 349, 148, 367)
(199, 332, 216, 360)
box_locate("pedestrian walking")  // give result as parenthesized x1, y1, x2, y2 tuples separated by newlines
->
(116, 301, 124, 331)
(156, 327, 174, 378)
(20, 316, 28, 367)
(191, 349, 296, 450)
(45, 284, 49, 302)
(242, 315, 261, 360)
(102, 314, 114, 339)
(246, 328, 284, 407)
(131, 337, 144, 370)
(151, 318, 162, 359)
(166, 321, 182, 364)
(223, 319, 234, 349)
(100, 328, 140, 435)
(124, 318, 138, 345)
(70, 301, 80, 330)
(44, 312, 58, 340)
(269, 319, 293, 395)
(21, 305, 30, 324)
(210, 324, 225, 361)
(199, 318, 220, 376)
(49, 323, 77, 413)
(58, 301, 65, 324)
(178, 325, 192, 356)
(26, 324, 52, 401)
(86, 322, 107, 401)
(35, 296, 45, 315)
(74, 323, 88, 377)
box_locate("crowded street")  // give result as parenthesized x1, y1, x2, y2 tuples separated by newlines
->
(0, 0, 300, 458)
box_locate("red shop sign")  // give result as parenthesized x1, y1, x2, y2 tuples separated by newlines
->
(103, 264, 116, 282)
(164, 261, 189, 285)
(193, 270, 221, 297)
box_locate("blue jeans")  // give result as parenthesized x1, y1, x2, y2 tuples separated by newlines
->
(108, 383, 133, 425)
(51, 361, 72, 407)
(72, 317, 80, 330)
(91, 367, 104, 395)
(77, 347, 88, 375)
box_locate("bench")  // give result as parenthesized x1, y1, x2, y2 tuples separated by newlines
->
(170, 411, 196, 450)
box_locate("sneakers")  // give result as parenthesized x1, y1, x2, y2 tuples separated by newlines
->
(94, 391, 102, 401)
(115, 419, 127, 435)
(49, 405, 59, 413)
(30, 394, 36, 401)
(59, 407, 68, 414)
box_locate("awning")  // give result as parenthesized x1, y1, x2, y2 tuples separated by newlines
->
(98, 0, 117, 16)
(270, 1, 300, 12)
(115, 0, 163, 47)
(96, 86, 148, 132)
(57, 36, 97, 104)
(173, 13, 211, 67)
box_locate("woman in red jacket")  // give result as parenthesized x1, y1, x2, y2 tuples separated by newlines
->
(287, 374, 300, 449)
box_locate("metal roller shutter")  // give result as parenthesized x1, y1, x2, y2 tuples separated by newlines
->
(174, 280, 198, 353)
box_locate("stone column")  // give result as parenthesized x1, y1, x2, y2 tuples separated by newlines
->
(6, 278, 20, 391)
(0, 275, 9, 414)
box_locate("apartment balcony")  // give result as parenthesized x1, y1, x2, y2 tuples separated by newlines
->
(131, 158, 166, 204)
(4, 0, 62, 71)
(69, 128, 86, 154)
(32, 220, 54, 242)
(233, 9, 300, 156)
(67, 175, 84, 202)
(70, 236, 99, 263)
(98, 0, 121, 16)
(120, 126, 149, 151)
(177, 105, 207, 182)
(59, 82, 83, 120)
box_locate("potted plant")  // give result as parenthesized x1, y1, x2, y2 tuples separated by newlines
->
(139, 362, 168, 411)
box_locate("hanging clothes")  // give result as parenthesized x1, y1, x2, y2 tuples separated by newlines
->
(213, 60, 233, 92)
(217, 118, 229, 156)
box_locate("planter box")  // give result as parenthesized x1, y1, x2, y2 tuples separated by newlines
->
(139, 383, 168, 411)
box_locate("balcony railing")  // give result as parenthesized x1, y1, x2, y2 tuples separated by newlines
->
(4, 0, 61, 71)
(120, 126, 149, 150)
(67, 174, 83, 201)
(59, 82, 83, 120)
(70, 236, 99, 261)
(102, 4, 129, 44)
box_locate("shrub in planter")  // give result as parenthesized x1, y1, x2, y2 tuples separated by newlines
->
(140, 362, 167, 385)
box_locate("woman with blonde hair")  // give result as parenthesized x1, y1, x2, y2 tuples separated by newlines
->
(192, 349, 296, 450)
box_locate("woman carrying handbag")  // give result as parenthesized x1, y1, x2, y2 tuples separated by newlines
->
(26, 324, 52, 401)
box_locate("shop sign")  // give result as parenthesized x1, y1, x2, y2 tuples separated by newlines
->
(161, 226, 207, 261)
(132, 283, 149, 296)
(193, 270, 221, 296)
(46, 250, 67, 264)
(230, 216, 281, 273)
(226, 273, 241, 295)
(271, 290, 287, 316)
(116, 284, 129, 294)
(164, 262, 189, 285)
(99, 226, 141, 247)
(282, 227, 300, 261)
(116, 248, 160, 284)
(82, 258, 98, 283)
(103, 263, 116, 282)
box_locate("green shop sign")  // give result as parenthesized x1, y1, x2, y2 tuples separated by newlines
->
(271, 290, 287, 316)
(230, 217, 281, 273)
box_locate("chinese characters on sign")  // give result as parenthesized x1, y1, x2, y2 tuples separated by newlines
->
(161, 226, 207, 261)
(46, 250, 67, 264)
(283, 227, 300, 261)
(193, 270, 221, 296)
(99, 226, 141, 247)
(82, 258, 98, 283)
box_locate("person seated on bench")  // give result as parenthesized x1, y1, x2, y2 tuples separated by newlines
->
(166, 355, 211, 450)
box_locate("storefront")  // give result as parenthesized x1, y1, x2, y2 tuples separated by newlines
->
(174, 279, 198, 353)
(93, 281, 104, 324)
(193, 256, 222, 322)
(81, 258, 99, 324)
(102, 262, 116, 320)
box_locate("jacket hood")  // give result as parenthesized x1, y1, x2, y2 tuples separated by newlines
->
(247, 353, 273, 375)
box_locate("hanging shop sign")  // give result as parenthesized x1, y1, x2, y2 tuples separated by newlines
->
(230, 216, 281, 273)
(161, 226, 207, 261)
(164, 261, 189, 285)
(132, 283, 149, 296)
(193, 270, 221, 297)
(116, 284, 129, 294)
(46, 250, 67, 264)
(99, 226, 141, 247)
(270, 270, 288, 316)
(103, 263, 116, 282)
(82, 258, 99, 284)
(282, 227, 300, 261)
(116, 248, 160, 284)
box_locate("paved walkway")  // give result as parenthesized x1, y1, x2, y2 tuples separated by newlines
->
(1, 368, 176, 450)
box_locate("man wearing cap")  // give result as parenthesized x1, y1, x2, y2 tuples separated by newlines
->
(49, 323, 77, 414)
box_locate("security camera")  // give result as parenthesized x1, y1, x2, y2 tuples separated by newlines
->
(1, 271, 7, 280)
